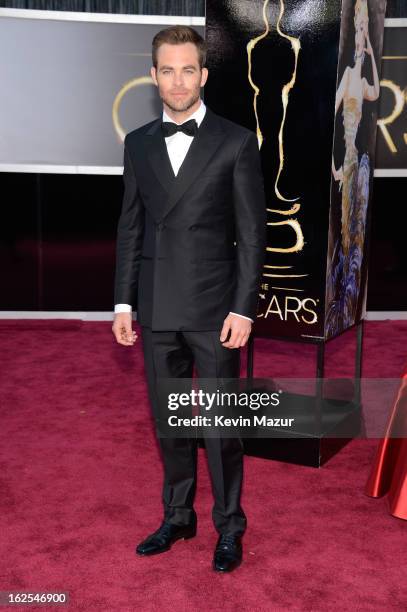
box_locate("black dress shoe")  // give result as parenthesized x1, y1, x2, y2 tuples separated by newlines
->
(136, 520, 197, 556)
(213, 534, 242, 572)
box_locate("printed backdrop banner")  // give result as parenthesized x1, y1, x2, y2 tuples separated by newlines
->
(205, 0, 387, 341)
(0, 12, 203, 171)
(375, 24, 407, 171)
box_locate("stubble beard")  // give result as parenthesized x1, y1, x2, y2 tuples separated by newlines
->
(161, 89, 201, 115)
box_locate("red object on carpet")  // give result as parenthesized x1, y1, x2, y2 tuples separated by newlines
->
(365, 364, 407, 520)
(0, 320, 406, 611)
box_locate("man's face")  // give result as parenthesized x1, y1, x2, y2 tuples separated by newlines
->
(151, 42, 208, 113)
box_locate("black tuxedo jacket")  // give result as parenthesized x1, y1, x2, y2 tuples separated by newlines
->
(114, 106, 266, 331)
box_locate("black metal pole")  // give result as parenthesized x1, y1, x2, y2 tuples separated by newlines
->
(314, 341, 325, 438)
(354, 319, 364, 408)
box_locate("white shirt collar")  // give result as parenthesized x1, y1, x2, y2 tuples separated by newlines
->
(162, 99, 206, 128)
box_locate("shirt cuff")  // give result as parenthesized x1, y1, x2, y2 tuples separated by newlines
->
(114, 304, 132, 314)
(229, 311, 253, 323)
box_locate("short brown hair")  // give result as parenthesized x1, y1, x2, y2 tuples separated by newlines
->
(152, 25, 207, 69)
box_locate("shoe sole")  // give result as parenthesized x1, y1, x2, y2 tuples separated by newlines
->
(212, 558, 242, 572)
(136, 531, 196, 556)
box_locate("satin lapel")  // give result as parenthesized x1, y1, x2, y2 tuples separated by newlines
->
(158, 108, 227, 221)
(145, 119, 175, 194)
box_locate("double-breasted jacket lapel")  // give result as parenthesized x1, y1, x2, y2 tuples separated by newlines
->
(145, 107, 227, 222)
(145, 119, 175, 195)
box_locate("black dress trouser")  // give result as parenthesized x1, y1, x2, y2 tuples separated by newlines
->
(140, 326, 247, 537)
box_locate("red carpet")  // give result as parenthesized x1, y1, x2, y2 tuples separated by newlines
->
(0, 320, 406, 611)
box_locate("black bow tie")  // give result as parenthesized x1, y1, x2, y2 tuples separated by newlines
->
(161, 118, 198, 138)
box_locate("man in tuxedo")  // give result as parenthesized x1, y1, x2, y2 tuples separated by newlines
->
(112, 25, 266, 573)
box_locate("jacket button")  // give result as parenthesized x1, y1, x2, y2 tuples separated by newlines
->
(189, 225, 198, 231)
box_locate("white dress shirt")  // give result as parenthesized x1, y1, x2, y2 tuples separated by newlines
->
(115, 99, 252, 323)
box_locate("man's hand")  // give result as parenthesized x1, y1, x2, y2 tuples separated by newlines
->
(112, 312, 137, 346)
(220, 313, 252, 349)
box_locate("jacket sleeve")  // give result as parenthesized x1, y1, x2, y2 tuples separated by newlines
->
(230, 131, 267, 321)
(113, 136, 145, 308)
